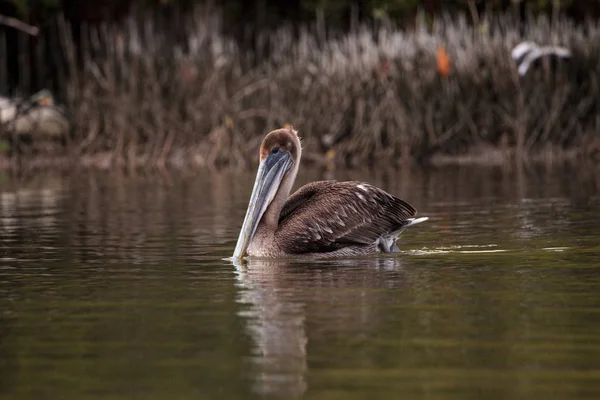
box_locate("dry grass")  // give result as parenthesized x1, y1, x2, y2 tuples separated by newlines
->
(3, 7, 600, 169)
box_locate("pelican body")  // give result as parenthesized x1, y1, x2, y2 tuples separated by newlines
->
(233, 127, 428, 259)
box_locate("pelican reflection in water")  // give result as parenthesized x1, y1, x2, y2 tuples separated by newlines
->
(233, 127, 428, 259)
(233, 256, 408, 397)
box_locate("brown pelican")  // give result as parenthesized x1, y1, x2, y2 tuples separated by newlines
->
(233, 127, 428, 259)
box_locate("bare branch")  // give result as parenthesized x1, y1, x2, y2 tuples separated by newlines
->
(0, 14, 39, 36)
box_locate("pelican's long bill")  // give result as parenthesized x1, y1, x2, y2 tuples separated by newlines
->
(233, 150, 293, 259)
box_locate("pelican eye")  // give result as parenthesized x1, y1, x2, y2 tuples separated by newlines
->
(271, 147, 280, 154)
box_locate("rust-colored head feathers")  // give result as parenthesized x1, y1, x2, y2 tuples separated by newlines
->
(259, 126, 301, 161)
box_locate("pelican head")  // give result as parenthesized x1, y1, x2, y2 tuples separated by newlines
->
(233, 127, 301, 259)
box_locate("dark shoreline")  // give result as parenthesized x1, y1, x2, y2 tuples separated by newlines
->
(0, 145, 596, 173)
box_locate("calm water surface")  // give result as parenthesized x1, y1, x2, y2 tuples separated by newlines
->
(1, 164, 599, 399)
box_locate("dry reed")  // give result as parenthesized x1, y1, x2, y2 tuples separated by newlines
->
(2, 7, 600, 169)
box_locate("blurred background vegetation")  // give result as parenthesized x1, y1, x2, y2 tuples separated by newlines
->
(1, 0, 599, 168)
(1, 1, 597, 90)
(1, 0, 597, 97)
(2, 1, 600, 29)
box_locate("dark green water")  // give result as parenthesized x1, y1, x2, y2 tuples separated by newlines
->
(1, 164, 599, 399)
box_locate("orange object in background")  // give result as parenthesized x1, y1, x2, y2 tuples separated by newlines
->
(437, 46, 451, 77)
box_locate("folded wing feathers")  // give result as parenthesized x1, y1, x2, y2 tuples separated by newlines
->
(277, 181, 417, 254)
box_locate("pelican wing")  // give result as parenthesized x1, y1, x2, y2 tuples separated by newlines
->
(277, 180, 417, 254)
